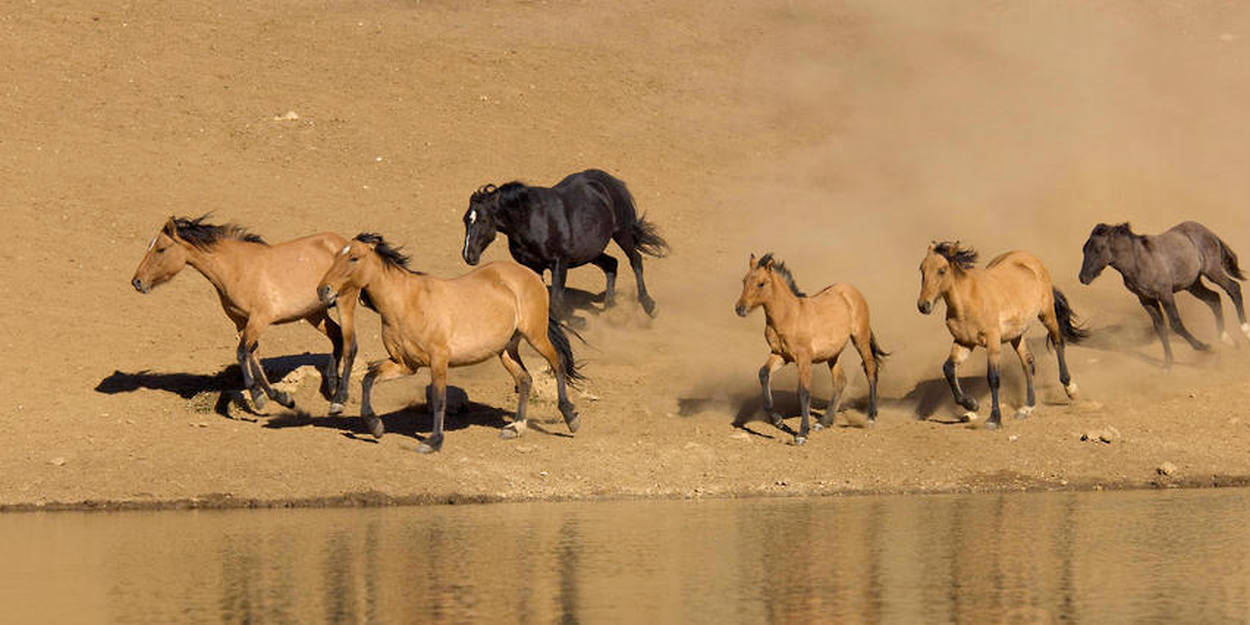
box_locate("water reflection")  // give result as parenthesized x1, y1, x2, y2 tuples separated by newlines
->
(3, 489, 1250, 623)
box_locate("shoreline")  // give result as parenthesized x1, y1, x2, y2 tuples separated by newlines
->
(7, 474, 1249, 514)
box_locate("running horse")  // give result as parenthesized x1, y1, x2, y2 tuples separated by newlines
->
(735, 253, 888, 444)
(1079, 221, 1248, 368)
(130, 215, 358, 414)
(317, 233, 583, 454)
(461, 169, 669, 323)
(917, 241, 1086, 429)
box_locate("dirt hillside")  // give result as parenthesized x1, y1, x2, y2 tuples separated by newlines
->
(5, 0, 1250, 509)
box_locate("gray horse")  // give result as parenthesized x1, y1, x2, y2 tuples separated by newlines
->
(1079, 221, 1248, 368)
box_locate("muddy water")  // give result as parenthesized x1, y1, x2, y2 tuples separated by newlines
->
(3, 488, 1250, 624)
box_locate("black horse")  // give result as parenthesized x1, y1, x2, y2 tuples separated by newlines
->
(1079, 221, 1248, 368)
(462, 169, 669, 321)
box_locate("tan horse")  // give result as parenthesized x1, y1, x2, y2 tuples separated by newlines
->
(917, 241, 1086, 429)
(734, 253, 887, 444)
(130, 215, 358, 414)
(316, 233, 582, 454)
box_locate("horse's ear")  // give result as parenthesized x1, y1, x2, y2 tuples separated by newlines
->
(748, 253, 757, 269)
(163, 216, 180, 239)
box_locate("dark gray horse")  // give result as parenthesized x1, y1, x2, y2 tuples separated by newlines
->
(1079, 221, 1248, 367)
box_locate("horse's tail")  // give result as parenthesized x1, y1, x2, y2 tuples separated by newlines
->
(630, 215, 670, 258)
(1217, 236, 1246, 281)
(869, 333, 889, 368)
(1051, 287, 1089, 346)
(546, 316, 586, 386)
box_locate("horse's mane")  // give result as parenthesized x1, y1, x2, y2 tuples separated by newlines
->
(173, 214, 267, 249)
(932, 241, 978, 271)
(472, 181, 530, 212)
(1092, 222, 1135, 237)
(353, 232, 421, 273)
(758, 253, 806, 297)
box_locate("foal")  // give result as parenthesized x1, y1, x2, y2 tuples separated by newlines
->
(918, 242, 1085, 429)
(317, 233, 582, 454)
(1080, 221, 1248, 368)
(735, 253, 887, 444)
(130, 216, 357, 413)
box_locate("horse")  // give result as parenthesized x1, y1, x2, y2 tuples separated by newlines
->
(917, 241, 1086, 429)
(461, 168, 669, 324)
(734, 253, 888, 444)
(1079, 221, 1248, 368)
(316, 233, 583, 454)
(130, 215, 358, 414)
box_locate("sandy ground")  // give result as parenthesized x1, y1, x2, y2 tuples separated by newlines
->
(5, 0, 1250, 510)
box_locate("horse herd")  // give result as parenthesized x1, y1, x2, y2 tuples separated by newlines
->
(130, 169, 1250, 451)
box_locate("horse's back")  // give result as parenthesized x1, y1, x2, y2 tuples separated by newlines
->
(982, 250, 1055, 317)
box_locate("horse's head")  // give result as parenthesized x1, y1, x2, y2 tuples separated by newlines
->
(462, 184, 501, 265)
(318, 236, 380, 306)
(736, 253, 777, 317)
(918, 241, 976, 314)
(1079, 222, 1127, 284)
(131, 217, 190, 294)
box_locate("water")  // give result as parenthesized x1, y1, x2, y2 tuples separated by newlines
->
(3, 488, 1250, 624)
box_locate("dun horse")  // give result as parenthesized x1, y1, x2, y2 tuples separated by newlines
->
(1079, 221, 1247, 368)
(130, 215, 358, 413)
(917, 242, 1086, 429)
(734, 253, 887, 444)
(317, 233, 582, 454)
(462, 168, 669, 323)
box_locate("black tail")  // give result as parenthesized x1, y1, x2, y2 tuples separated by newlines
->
(869, 333, 889, 367)
(1218, 236, 1246, 281)
(1051, 288, 1089, 345)
(581, 168, 670, 258)
(547, 317, 586, 386)
(631, 215, 670, 258)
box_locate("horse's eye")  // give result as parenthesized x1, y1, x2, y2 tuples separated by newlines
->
(937, 268, 946, 275)
(349, 256, 359, 263)
(156, 247, 166, 254)
(757, 281, 766, 287)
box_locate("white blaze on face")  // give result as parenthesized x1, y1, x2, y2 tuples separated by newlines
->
(147, 236, 157, 251)
(463, 210, 477, 258)
(340, 245, 351, 256)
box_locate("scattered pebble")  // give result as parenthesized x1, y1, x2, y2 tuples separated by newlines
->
(1080, 426, 1120, 444)
(1157, 461, 1179, 476)
(49, 457, 66, 467)
(273, 110, 300, 121)
(1008, 435, 1019, 442)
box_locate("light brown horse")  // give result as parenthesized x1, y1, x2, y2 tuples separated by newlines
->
(734, 253, 887, 444)
(917, 241, 1086, 429)
(130, 215, 358, 414)
(316, 233, 582, 454)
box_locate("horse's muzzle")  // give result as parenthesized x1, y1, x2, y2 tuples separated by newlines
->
(131, 277, 149, 294)
(917, 300, 933, 315)
(734, 304, 749, 317)
(317, 285, 337, 307)
(462, 250, 480, 266)
(1078, 270, 1095, 285)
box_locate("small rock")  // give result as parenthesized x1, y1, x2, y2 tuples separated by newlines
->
(1157, 461, 1179, 476)
(49, 457, 66, 467)
(273, 110, 300, 121)
(1008, 435, 1019, 442)
(537, 471, 549, 478)
(1099, 426, 1121, 444)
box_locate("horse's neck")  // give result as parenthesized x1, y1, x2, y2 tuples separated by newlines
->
(1109, 234, 1144, 272)
(183, 244, 243, 299)
(762, 283, 801, 330)
(941, 274, 973, 320)
(363, 268, 426, 323)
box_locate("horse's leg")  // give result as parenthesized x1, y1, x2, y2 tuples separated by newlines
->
(1188, 281, 1233, 347)
(758, 353, 785, 426)
(1160, 292, 1210, 352)
(850, 331, 880, 426)
(527, 333, 580, 432)
(815, 354, 846, 431)
(1010, 336, 1036, 419)
(1137, 296, 1173, 369)
(614, 231, 657, 316)
(794, 352, 813, 445)
(984, 342, 1003, 430)
(943, 343, 978, 418)
(307, 312, 344, 403)
(417, 354, 449, 454)
(498, 337, 532, 440)
(1207, 272, 1249, 340)
(590, 253, 618, 308)
(359, 359, 413, 439)
(329, 296, 358, 416)
(235, 327, 264, 410)
(1040, 307, 1079, 397)
(246, 350, 293, 409)
(550, 258, 586, 329)
(237, 320, 293, 409)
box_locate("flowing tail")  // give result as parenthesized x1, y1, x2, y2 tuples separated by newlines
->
(582, 168, 670, 258)
(870, 333, 889, 368)
(1217, 236, 1246, 281)
(1052, 288, 1089, 345)
(547, 317, 586, 386)
(631, 215, 670, 258)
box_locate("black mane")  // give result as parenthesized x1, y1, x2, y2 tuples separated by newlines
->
(1092, 222, 1135, 238)
(353, 232, 418, 273)
(173, 215, 266, 249)
(932, 241, 978, 270)
(758, 252, 806, 297)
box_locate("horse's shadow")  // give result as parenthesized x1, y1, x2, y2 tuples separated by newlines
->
(263, 396, 515, 444)
(897, 375, 990, 423)
(94, 354, 332, 418)
(676, 389, 879, 440)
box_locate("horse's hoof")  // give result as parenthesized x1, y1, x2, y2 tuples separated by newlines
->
(793, 436, 807, 446)
(328, 402, 344, 416)
(500, 427, 521, 440)
(768, 412, 784, 427)
(567, 316, 588, 330)
(363, 414, 385, 439)
(1015, 406, 1034, 419)
(1064, 382, 1079, 399)
(415, 442, 440, 454)
(961, 411, 977, 423)
(251, 392, 267, 410)
(274, 392, 296, 409)
(981, 419, 1000, 431)
(959, 398, 979, 412)
(565, 414, 581, 434)
(862, 417, 876, 429)
(1222, 331, 1237, 347)
(641, 298, 658, 318)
